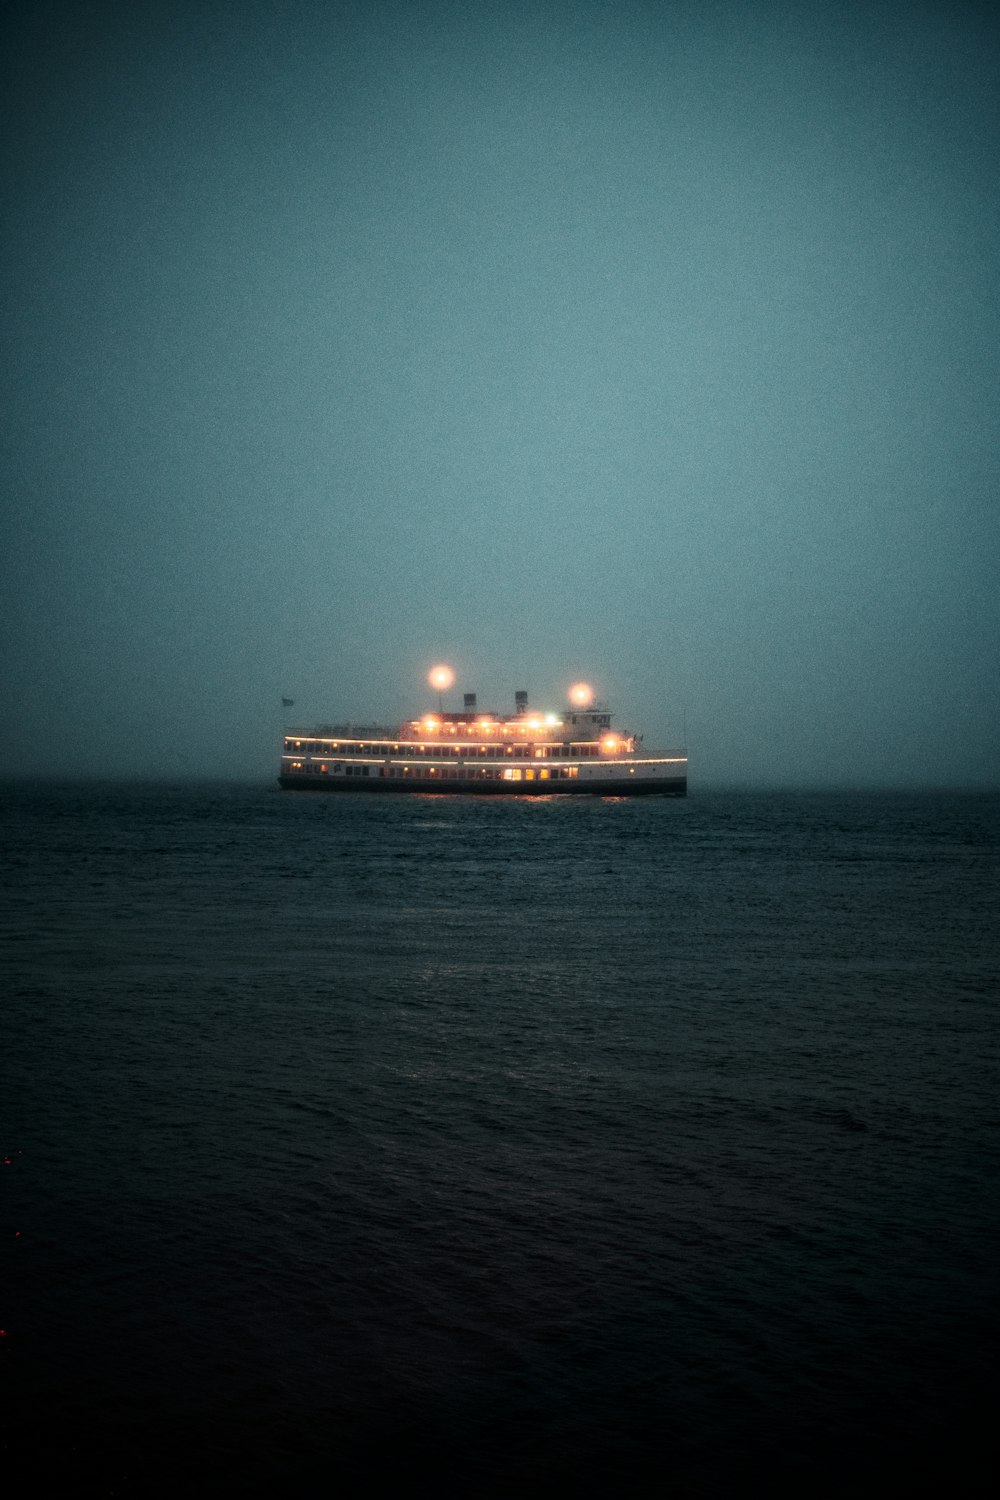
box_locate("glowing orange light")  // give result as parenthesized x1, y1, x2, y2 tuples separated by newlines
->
(569, 681, 594, 708)
(428, 663, 455, 692)
(422, 716, 439, 731)
(603, 736, 618, 752)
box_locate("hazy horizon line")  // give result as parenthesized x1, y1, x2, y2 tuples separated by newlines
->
(1, 774, 997, 796)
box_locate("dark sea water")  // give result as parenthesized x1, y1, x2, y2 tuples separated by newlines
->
(3, 782, 998, 1495)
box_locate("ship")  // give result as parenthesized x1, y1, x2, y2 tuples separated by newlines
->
(279, 676, 687, 797)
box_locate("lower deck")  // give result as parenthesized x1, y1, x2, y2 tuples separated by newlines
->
(279, 764, 687, 796)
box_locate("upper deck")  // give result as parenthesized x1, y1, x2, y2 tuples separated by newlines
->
(284, 705, 638, 762)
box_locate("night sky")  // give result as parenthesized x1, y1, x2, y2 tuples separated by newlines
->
(3, 0, 998, 786)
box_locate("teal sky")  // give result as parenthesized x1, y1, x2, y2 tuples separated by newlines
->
(3, 0, 998, 786)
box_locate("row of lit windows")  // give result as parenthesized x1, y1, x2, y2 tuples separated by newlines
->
(381, 766, 581, 781)
(285, 740, 605, 759)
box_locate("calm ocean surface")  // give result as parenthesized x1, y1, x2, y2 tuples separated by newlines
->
(3, 782, 998, 1495)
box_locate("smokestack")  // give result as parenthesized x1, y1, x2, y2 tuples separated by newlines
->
(463, 693, 477, 712)
(515, 690, 528, 714)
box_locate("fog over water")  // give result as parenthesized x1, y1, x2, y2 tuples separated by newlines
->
(3, 0, 998, 786)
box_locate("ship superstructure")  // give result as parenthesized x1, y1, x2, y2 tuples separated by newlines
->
(279, 683, 686, 796)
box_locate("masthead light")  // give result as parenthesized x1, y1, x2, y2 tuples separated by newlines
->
(428, 663, 455, 692)
(569, 681, 595, 708)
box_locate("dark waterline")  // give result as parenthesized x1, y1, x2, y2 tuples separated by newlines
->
(4, 783, 998, 1494)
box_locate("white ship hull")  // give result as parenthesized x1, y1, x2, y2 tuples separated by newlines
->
(280, 754, 686, 796)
